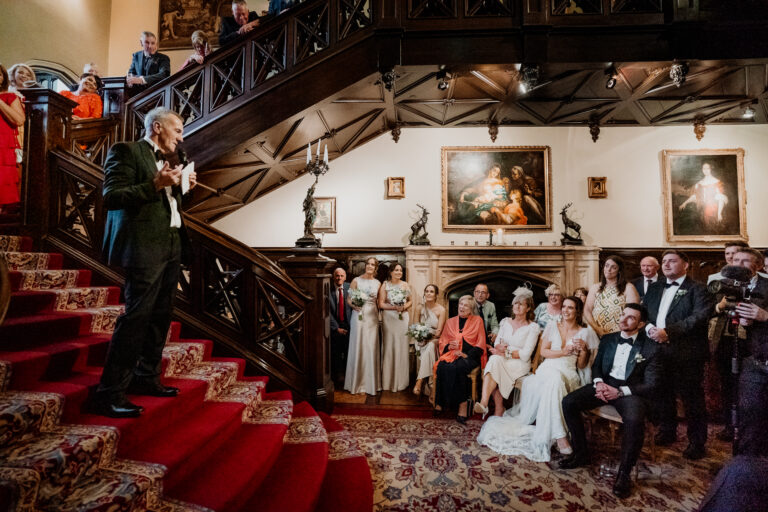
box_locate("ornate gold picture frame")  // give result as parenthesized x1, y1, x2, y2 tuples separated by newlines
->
(661, 148, 747, 243)
(441, 146, 552, 232)
(387, 177, 405, 199)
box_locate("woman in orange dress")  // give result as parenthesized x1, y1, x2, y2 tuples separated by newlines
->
(0, 65, 25, 211)
(60, 74, 102, 119)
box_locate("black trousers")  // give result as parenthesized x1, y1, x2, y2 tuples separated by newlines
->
(562, 382, 648, 471)
(736, 363, 768, 457)
(435, 341, 481, 410)
(330, 328, 349, 383)
(97, 231, 181, 401)
(715, 334, 749, 427)
(656, 354, 708, 447)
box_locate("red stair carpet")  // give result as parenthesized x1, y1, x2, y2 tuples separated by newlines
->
(0, 233, 373, 511)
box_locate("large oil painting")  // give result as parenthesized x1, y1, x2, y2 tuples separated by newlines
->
(661, 148, 747, 243)
(442, 146, 552, 232)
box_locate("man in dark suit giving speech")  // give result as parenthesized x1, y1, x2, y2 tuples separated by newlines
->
(560, 303, 662, 498)
(93, 107, 196, 418)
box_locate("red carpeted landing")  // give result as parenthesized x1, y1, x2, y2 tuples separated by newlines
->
(0, 234, 373, 512)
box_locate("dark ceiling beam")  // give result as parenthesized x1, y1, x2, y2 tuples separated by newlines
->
(396, 103, 443, 126)
(548, 101, 619, 124)
(649, 67, 743, 123)
(445, 103, 497, 126)
(341, 109, 385, 153)
(655, 98, 751, 124)
(546, 70, 596, 124)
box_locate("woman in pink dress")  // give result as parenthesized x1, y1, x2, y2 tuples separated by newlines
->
(0, 65, 25, 212)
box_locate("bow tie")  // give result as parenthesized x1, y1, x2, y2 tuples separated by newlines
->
(664, 281, 680, 289)
(618, 337, 634, 346)
(154, 149, 165, 162)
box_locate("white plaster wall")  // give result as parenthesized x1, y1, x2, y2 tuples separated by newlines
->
(214, 124, 768, 248)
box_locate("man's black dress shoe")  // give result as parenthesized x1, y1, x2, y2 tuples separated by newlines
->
(456, 415, 468, 424)
(558, 454, 590, 470)
(612, 470, 632, 499)
(91, 398, 143, 418)
(128, 382, 180, 397)
(682, 443, 706, 460)
(654, 431, 676, 446)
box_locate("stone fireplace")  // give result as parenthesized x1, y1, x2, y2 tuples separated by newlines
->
(405, 245, 600, 313)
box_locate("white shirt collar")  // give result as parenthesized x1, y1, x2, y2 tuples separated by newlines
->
(620, 332, 638, 342)
(143, 136, 160, 153)
(666, 275, 687, 286)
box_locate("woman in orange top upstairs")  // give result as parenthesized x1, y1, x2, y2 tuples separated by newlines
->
(60, 74, 102, 119)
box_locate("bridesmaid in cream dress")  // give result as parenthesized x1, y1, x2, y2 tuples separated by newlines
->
(344, 257, 382, 395)
(378, 263, 413, 392)
(412, 284, 446, 397)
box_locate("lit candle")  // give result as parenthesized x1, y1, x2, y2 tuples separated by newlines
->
(316, 139, 320, 156)
(496, 228, 503, 245)
(323, 144, 328, 163)
(306, 143, 311, 164)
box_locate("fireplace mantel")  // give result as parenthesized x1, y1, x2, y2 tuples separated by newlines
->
(405, 245, 600, 303)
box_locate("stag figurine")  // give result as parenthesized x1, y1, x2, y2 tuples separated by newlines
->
(560, 202, 583, 245)
(409, 204, 430, 245)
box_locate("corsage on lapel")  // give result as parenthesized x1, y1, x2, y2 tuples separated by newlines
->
(674, 289, 688, 299)
(634, 352, 646, 364)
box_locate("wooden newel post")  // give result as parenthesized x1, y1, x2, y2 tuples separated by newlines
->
(20, 89, 75, 242)
(279, 249, 336, 413)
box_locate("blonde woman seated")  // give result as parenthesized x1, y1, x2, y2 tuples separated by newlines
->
(477, 296, 599, 462)
(412, 284, 446, 397)
(474, 287, 540, 419)
(533, 283, 563, 329)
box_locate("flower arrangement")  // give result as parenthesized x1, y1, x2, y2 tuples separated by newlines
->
(349, 288, 368, 320)
(388, 287, 410, 319)
(407, 323, 433, 345)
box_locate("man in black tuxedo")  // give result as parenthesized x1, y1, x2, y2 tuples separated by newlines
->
(126, 31, 171, 96)
(632, 256, 659, 299)
(219, 0, 261, 46)
(560, 303, 662, 499)
(329, 267, 352, 386)
(643, 249, 714, 459)
(94, 107, 197, 418)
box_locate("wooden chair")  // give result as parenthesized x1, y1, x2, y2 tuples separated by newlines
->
(587, 404, 656, 479)
(509, 333, 544, 404)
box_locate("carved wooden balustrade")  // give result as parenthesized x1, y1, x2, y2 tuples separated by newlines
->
(20, 90, 333, 409)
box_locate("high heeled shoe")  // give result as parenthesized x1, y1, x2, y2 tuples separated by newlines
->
(413, 382, 422, 397)
(473, 402, 489, 420)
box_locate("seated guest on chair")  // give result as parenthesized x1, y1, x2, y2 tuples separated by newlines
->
(477, 296, 597, 462)
(632, 256, 659, 299)
(434, 295, 487, 424)
(560, 303, 662, 499)
(412, 284, 446, 397)
(329, 267, 351, 387)
(643, 249, 713, 460)
(219, 0, 261, 46)
(474, 283, 498, 342)
(127, 31, 171, 95)
(60, 74, 103, 119)
(474, 287, 540, 418)
(584, 255, 639, 337)
(533, 283, 563, 329)
(93, 107, 196, 418)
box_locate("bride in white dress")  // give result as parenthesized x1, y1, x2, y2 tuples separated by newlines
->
(474, 287, 540, 418)
(477, 296, 599, 462)
(344, 257, 382, 395)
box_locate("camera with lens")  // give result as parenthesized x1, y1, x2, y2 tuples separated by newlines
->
(708, 265, 756, 317)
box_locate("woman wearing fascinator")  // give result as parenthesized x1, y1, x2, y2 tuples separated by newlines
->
(473, 286, 540, 419)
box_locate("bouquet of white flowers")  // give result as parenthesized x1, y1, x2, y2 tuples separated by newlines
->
(407, 323, 433, 346)
(387, 287, 410, 319)
(349, 288, 368, 320)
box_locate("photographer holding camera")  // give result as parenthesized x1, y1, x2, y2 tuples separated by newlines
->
(709, 247, 767, 441)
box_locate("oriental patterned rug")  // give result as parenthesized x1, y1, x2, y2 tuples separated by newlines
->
(334, 413, 729, 512)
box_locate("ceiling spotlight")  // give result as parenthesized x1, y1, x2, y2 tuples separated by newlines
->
(669, 62, 689, 88)
(604, 66, 618, 89)
(436, 69, 451, 91)
(743, 105, 756, 119)
(518, 64, 539, 95)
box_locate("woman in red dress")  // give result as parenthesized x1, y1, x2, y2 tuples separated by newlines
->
(0, 64, 26, 212)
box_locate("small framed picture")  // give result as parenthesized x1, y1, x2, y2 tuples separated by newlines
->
(312, 197, 336, 233)
(387, 177, 405, 199)
(588, 177, 607, 198)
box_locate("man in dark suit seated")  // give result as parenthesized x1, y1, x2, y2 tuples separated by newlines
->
(632, 256, 659, 299)
(219, 0, 261, 46)
(329, 267, 352, 386)
(560, 303, 662, 499)
(126, 31, 171, 96)
(643, 249, 714, 460)
(93, 107, 197, 418)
